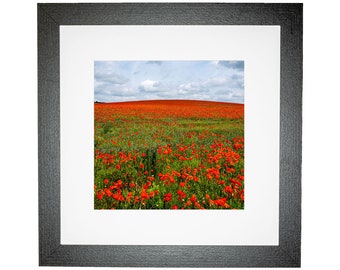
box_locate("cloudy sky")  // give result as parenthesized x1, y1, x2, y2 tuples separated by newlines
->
(94, 61, 244, 103)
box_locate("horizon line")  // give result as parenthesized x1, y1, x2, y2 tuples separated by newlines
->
(94, 99, 244, 105)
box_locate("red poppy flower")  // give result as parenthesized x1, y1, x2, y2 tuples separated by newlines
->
(177, 189, 186, 199)
(141, 189, 150, 200)
(96, 191, 104, 201)
(190, 194, 197, 203)
(163, 193, 172, 202)
(224, 186, 233, 194)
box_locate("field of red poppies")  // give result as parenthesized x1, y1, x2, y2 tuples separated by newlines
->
(94, 100, 244, 209)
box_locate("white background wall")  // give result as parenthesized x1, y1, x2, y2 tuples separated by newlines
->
(1, 0, 339, 269)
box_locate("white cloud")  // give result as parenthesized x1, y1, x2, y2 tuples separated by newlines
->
(211, 60, 219, 66)
(218, 61, 244, 70)
(95, 84, 138, 102)
(204, 77, 228, 87)
(178, 82, 201, 93)
(95, 72, 128, 85)
(178, 77, 229, 95)
(139, 80, 162, 93)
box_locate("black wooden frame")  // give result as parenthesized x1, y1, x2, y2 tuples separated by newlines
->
(38, 3, 302, 267)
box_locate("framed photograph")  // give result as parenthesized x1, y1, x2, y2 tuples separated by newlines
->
(38, 3, 302, 267)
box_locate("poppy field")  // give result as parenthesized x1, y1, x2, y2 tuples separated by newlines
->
(94, 100, 244, 209)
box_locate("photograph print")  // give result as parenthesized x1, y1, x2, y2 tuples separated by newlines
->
(94, 60, 244, 210)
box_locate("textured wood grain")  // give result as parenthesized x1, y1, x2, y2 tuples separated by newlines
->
(38, 3, 302, 267)
(38, 5, 61, 265)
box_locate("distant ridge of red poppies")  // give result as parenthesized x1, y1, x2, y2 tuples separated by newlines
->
(95, 99, 243, 106)
(94, 99, 244, 120)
